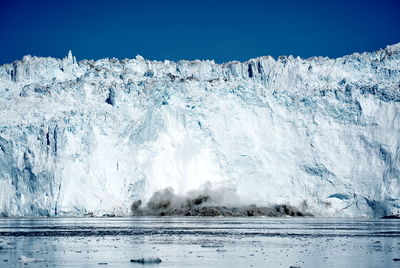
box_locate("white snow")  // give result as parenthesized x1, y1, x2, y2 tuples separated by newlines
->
(0, 44, 399, 217)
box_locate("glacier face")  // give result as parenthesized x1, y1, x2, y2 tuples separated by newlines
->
(0, 45, 399, 217)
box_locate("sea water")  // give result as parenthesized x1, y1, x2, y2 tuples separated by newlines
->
(0, 217, 399, 267)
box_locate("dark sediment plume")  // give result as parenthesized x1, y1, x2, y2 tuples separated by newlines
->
(131, 187, 312, 217)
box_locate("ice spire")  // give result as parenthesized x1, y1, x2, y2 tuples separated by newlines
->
(66, 50, 76, 64)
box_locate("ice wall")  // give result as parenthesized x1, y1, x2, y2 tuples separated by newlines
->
(0, 45, 399, 217)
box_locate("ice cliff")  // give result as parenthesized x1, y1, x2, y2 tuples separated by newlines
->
(0, 44, 399, 217)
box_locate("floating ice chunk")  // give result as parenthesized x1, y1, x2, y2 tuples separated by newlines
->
(130, 257, 162, 264)
(19, 256, 44, 262)
(201, 243, 224, 248)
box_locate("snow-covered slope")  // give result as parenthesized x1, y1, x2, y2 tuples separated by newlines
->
(0, 45, 399, 217)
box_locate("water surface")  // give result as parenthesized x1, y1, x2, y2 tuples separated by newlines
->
(0, 217, 399, 267)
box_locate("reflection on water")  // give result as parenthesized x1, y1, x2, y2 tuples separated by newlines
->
(0, 217, 399, 267)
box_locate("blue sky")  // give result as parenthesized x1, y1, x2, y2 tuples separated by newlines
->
(0, 0, 399, 64)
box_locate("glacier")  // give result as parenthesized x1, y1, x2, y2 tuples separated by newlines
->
(0, 45, 399, 218)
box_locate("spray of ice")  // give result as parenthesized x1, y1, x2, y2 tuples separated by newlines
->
(131, 183, 310, 217)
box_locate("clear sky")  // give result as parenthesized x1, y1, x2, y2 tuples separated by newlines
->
(0, 0, 399, 64)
